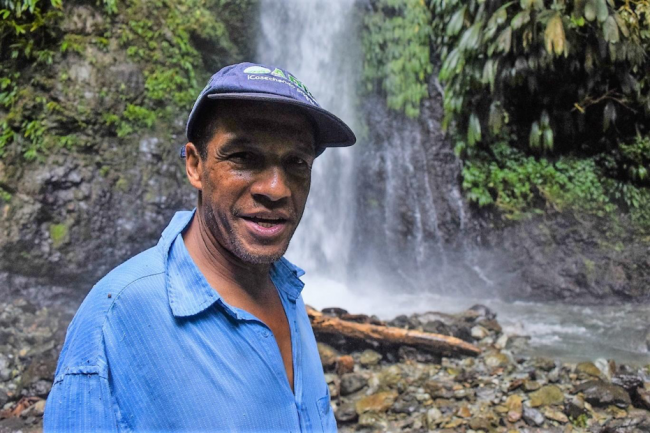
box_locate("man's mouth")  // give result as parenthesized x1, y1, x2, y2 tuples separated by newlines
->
(239, 213, 291, 238)
(240, 216, 287, 228)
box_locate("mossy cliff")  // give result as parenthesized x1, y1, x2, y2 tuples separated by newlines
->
(0, 0, 257, 299)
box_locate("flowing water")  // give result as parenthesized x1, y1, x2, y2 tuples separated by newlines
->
(255, 0, 650, 366)
(257, 0, 360, 277)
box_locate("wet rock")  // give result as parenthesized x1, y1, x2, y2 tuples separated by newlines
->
(422, 320, 451, 335)
(468, 304, 496, 320)
(424, 381, 454, 399)
(457, 405, 471, 418)
(542, 407, 568, 423)
(478, 319, 502, 334)
(317, 343, 338, 370)
(533, 357, 557, 372)
(392, 394, 418, 414)
(336, 355, 354, 375)
(524, 380, 542, 392)
(495, 334, 509, 349)
(0, 388, 8, 407)
(377, 365, 403, 390)
(612, 372, 643, 394)
(358, 349, 382, 367)
(471, 325, 489, 340)
(468, 416, 492, 431)
(529, 385, 565, 407)
(576, 361, 605, 380)
(387, 315, 420, 330)
(355, 391, 398, 414)
(637, 386, 650, 410)
(27, 380, 51, 398)
(565, 394, 588, 418)
(340, 373, 367, 396)
(485, 351, 510, 368)
(321, 307, 348, 318)
(0, 355, 11, 382)
(601, 408, 650, 432)
(523, 406, 545, 426)
(425, 407, 442, 429)
(335, 400, 357, 423)
(506, 394, 523, 422)
(325, 374, 340, 398)
(576, 380, 631, 408)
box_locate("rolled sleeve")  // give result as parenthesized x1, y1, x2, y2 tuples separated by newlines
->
(44, 372, 119, 432)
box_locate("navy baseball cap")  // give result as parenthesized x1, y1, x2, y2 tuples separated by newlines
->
(183, 62, 356, 156)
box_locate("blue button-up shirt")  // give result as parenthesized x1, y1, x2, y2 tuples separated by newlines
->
(44, 210, 336, 432)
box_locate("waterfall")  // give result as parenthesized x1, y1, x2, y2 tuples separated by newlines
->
(257, 0, 360, 279)
(256, 0, 497, 301)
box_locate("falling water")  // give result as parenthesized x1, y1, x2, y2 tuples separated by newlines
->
(254, 0, 650, 365)
(257, 0, 360, 278)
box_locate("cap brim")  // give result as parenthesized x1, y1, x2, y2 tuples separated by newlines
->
(205, 92, 356, 148)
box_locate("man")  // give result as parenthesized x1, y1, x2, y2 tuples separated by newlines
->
(44, 62, 356, 432)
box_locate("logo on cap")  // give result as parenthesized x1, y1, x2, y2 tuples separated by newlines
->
(271, 68, 287, 78)
(243, 66, 272, 74)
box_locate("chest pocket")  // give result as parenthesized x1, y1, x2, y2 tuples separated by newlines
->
(316, 387, 337, 432)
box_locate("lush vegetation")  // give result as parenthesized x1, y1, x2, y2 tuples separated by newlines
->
(363, 0, 650, 228)
(0, 0, 253, 198)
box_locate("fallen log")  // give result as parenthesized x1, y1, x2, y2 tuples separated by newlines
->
(307, 307, 481, 357)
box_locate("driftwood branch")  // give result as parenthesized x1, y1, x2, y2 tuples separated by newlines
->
(307, 307, 481, 357)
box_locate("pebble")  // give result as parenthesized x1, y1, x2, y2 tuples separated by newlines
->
(3, 300, 650, 433)
(576, 380, 631, 408)
(523, 405, 545, 426)
(358, 349, 382, 367)
(529, 385, 565, 407)
(340, 373, 367, 396)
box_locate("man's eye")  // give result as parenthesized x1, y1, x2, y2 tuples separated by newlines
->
(229, 152, 254, 162)
(289, 157, 311, 169)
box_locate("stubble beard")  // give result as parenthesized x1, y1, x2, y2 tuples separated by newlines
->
(203, 204, 293, 265)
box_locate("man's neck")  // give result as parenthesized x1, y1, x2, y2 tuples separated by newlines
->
(182, 211, 272, 301)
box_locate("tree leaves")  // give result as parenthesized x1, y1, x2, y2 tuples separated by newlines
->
(544, 13, 566, 56)
(468, 113, 482, 146)
(511, 10, 530, 30)
(585, 0, 608, 22)
(446, 6, 466, 36)
(603, 15, 619, 43)
(603, 101, 616, 131)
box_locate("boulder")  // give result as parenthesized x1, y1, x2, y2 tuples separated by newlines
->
(335, 400, 357, 423)
(317, 343, 339, 370)
(340, 373, 367, 396)
(358, 349, 382, 367)
(523, 406, 545, 426)
(575, 380, 631, 408)
(529, 385, 565, 407)
(576, 361, 605, 380)
(355, 391, 398, 414)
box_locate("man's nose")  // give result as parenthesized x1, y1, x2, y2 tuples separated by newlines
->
(251, 165, 291, 203)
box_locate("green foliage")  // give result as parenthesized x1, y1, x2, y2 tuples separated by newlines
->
(462, 142, 619, 218)
(1, 0, 253, 163)
(362, 0, 650, 229)
(433, 0, 650, 161)
(362, 0, 433, 117)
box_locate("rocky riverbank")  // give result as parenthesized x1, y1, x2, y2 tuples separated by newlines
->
(1, 299, 649, 432)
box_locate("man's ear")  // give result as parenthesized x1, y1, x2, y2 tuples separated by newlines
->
(185, 142, 203, 191)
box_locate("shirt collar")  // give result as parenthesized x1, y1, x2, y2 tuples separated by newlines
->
(159, 210, 306, 318)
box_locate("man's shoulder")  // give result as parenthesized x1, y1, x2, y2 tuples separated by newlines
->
(55, 245, 168, 376)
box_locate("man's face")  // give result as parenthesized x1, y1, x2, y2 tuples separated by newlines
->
(191, 101, 316, 264)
